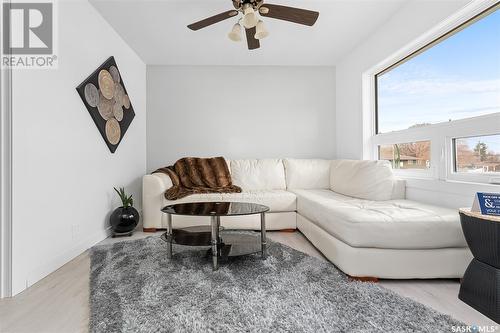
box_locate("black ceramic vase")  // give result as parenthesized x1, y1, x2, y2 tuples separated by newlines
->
(110, 206, 139, 236)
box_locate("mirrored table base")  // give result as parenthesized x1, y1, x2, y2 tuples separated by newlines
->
(161, 222, 267, 270)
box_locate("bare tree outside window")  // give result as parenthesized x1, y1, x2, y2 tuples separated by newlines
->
(379, 141, 431, 170)
(455, 134, 500, 173)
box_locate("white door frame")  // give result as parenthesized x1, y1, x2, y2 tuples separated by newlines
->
(1, 0, 13, 298)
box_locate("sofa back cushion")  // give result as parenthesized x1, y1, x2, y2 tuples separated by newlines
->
(230, 159, 286, 191)
(330, 160, 395, 201)
(284, 159, 331, 189)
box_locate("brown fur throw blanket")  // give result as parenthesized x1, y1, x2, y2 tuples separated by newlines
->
(153, 157, 241, 200)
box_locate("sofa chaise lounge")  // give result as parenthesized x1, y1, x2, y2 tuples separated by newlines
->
(143, 159, 472, 279)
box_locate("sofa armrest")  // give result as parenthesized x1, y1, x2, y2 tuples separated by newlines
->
(391, 178, 406, 200)
(142, 174, 172, 229)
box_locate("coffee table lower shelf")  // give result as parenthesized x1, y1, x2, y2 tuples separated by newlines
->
(161, 226, 264, 265)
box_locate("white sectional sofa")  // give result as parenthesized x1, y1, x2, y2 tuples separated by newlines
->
(143, 158, 472, 279)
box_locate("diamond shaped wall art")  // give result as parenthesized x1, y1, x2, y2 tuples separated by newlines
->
(76, 56, 135, 153)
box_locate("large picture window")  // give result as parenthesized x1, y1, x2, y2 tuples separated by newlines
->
(376, 5, 500, 134)
(371, 2, 500, 184)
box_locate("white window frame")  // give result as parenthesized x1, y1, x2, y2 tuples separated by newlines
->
(446, 128, 500, 184)
(362, 0, 500, 185)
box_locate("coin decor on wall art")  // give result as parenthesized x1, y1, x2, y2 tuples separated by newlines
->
(76, 56, 135, 153)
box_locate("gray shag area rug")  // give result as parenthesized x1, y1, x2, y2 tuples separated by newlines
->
(90, 235, 463, 333)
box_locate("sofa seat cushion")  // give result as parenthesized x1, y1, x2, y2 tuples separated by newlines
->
(163, 190, 296, 213)
(163, 193, 225, 206)
(220, 190, 296, 212)
(293, 189, 466, 249)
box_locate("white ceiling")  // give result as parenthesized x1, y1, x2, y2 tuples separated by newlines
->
(90, 0, 410, 66)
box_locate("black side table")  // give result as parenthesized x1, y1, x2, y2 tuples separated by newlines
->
(458, 209, 500, 323)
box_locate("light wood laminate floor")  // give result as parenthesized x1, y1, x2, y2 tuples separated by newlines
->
(0, 231, 497, 333)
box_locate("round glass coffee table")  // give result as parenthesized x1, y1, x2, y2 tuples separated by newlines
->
(161, 202, 270, 270)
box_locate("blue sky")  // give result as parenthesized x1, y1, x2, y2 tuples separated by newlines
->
(459, 134, 500, 155)
(377, 6, 500, 153)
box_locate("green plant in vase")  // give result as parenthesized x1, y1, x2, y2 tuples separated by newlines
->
(114, 187, 134, 208)
(110, 187, 139, 237)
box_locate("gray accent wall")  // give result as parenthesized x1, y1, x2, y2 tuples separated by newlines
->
(146, 66, 336, 171)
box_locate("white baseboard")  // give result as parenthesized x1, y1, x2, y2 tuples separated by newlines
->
(13, 227, 112, 296)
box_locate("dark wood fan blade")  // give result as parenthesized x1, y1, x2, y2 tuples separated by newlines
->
(245, 27, 260, 50)
(187, 10, 239, 31)
(259, 4, 319, 26)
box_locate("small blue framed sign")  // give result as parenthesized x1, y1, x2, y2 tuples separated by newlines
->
(472, 192, 500, 216)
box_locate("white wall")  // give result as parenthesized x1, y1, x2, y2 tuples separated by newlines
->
(333, 0, 500, 209)
(11, 0, 146, 295)
(146, 66, 335, 171)
(335, 0, 470, 160)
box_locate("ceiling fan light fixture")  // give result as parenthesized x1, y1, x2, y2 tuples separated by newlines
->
(259, 7, 269, 14)
(187, 2, 320, 50)
(242, 4, 258, 29)
(228, 23, 242, 42)
(254, 20, 269, 39)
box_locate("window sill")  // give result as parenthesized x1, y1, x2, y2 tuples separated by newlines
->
(446, 175, 500, 186)
(392, 169, 434, 180)
(402, 177, 500, 191)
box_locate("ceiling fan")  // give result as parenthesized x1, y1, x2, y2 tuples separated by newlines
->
(187, 0, 319, 50)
